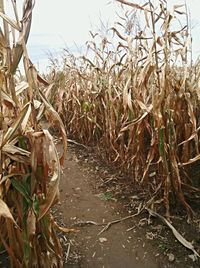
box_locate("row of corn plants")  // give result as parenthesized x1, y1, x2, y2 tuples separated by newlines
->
(51, 0, 200, 221)
(0, 0, 67, 267)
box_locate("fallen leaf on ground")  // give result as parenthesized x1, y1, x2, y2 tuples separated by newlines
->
(167, 253, 175, 262)
(99, 237, 108, 243)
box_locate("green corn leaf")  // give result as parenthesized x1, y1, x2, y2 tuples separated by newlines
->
(11, 178, 31, 205)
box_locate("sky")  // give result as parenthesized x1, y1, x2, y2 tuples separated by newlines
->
(27, 0, 118, 71)
(15, 0, 200, 72)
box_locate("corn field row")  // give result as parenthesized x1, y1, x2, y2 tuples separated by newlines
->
(51, 0, 200, 221)
(1, 0, 200, 266)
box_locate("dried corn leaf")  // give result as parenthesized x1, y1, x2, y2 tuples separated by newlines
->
(146, 208, 200, 257)
(39, 90, 67, 165)
(178, 125, 200, 146)
(38, 130, 60, 220)
(1, 90, 16, 107)
(27, 209, 36, 240)
(11, 0, 33, 74)
(2, 144, 30, 156)
(117, 0, 150, 12)
(0, 198, 17, 224)
(2, 103, 31, 146)
(52, 219, 79, 233)
(15, 81, 29, 95)
(0, 11, 20, 30)
(180, 154, 200, 166)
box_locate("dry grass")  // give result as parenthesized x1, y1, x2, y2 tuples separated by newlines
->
(51, 0, 200, 221)
(0, 0, 67, 267)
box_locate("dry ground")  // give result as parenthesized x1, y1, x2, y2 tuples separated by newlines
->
(54, 141, 200, 268)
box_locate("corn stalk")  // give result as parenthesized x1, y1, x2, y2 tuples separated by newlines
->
(0, 0, 67, 267)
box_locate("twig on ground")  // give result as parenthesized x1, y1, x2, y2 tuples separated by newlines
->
(73, 220, 101, 227)
(64, 242, 71, 263)
(67, 139, 89, 149)
(101, 177, 117, 186)
(98, 207, 144, 236)
(126, 225, 136, 232)
(97, 184, 162, 235)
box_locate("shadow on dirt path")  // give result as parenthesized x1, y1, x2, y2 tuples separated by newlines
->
(56, 142, 163, 268)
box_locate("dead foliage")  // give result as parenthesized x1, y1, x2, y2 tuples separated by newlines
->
(50, 0, 200, 222)
(0, 0, 67, 267)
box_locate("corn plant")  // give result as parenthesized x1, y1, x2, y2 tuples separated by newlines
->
(52, 0, 200, 221)
(0, 0, 67, 267)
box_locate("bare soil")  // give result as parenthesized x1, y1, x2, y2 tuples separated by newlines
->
(54, 141, 200, 268)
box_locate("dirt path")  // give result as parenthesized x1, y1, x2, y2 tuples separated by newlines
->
(55, 143, 164, 268)
(53, 141, 200, 268)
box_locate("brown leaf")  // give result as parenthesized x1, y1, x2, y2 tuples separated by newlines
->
(27, 209, 36, 240)
(0, 198, 17, 225)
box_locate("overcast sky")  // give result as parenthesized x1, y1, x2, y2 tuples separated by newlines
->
(23, 0, 200, 72)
